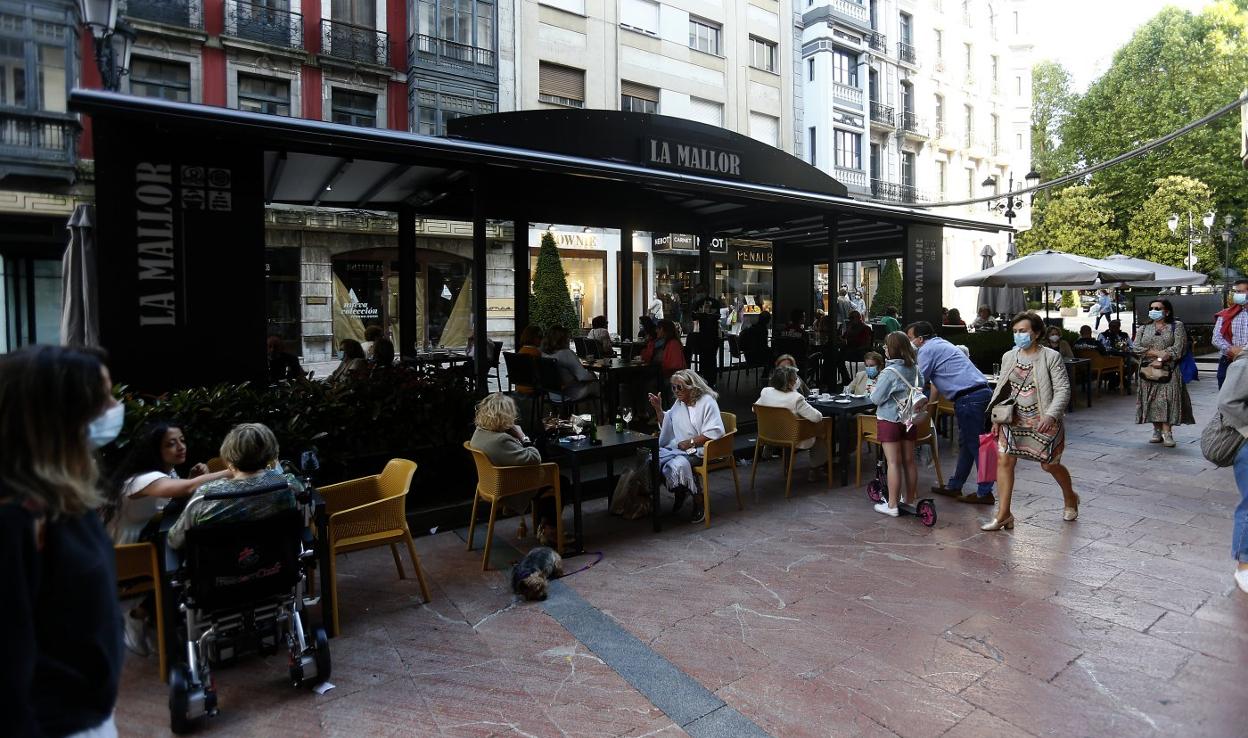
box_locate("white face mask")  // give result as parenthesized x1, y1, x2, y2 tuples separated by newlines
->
(1235, 292, 1248, 306)
(87, 404, 125, 449)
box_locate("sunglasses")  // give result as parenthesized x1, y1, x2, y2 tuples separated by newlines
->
(671, 384, 688, 391)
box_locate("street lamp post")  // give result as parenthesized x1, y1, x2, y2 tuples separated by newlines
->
(982, 166, 1041, 309)
(76, 0, 136, 91)
(1167, 210, 1215, 294)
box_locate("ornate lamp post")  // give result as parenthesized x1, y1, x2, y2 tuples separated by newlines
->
(1167, 210, 1215, 296)
(77, 0, 137, 91)
(982, 167, 1041, 307)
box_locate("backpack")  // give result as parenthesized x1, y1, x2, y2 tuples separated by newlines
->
(884, 365, 929, 431)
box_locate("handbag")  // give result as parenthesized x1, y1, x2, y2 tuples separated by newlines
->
(977, 432, 999, 483)
(1200, 411, 1247, 467)
(1140, 363, 1173, 383)
(988, 363, 1030, 425)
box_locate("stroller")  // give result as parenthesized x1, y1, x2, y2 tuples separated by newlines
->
(167, 479, 329, 734)
(865, 457, 938, 527)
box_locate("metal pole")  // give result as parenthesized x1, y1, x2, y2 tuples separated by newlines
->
(472, 182, 489, 394)
(398, 205, 417, 359)
(513, 220, 529, 348)
(620, 227, 634, 339)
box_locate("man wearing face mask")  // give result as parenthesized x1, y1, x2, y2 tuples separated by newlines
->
(1213, 279, 1248, 388)
(906, 321, 995, 503)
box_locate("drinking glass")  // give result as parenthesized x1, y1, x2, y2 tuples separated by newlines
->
(991, 362, 1001, 380)
(622, 408, 633, 424)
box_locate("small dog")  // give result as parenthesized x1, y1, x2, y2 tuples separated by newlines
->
(511, 546, 563, 601)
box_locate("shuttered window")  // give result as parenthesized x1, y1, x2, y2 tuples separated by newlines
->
(619, 0, 658, 34)
(688, 96, 723, 127)
(538, 62, 584, 107)
(621, 80, 658, 113)
(749, 112, 779, 148)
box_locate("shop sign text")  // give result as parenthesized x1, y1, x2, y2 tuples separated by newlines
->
(646, 138, 742, 178)
(135, 162, 177, 326)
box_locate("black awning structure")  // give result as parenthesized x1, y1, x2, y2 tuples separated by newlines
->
(70, 90, 1007, 391)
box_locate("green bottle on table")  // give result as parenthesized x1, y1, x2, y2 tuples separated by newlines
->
(614, 409, 625, 434)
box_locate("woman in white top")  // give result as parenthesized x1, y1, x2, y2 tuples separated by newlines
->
(587, 315, 615, 357)
(647, 369, 725, 523)
(756, 365, 828, 480)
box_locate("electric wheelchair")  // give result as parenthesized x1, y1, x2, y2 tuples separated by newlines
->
(166, 478, 330, 734)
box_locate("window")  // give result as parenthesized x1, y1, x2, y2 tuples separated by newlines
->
(689, 17, 721, 55)
(688, 96, 723, 127)
(901, 151, 915, 187)
(990, 113, 999, 148)
(1016, 75, 1023, 96)
(934, 29, 943, 61)
(991, 55, 999, 85)
(807, 57, 815, 81)
(620, 80, 658, 113)
(129, 57, 191, 102)
(963, 42, 972, 77)
(750, 37, 777, 73)
(966, 168, 975, 197)
(0, 39, 25, 108)
(36, 44, 66, 113)
(963, 103, 973, 145)
(415, 85, 494, 135)
(415, 0, 496, 52)
(237, 73, 290, 116)
(809, 126, 817, 165)
(538, 62, 584, 107)
(832, 48, 856, 86)
(1013, 10, 1019, 33)
(332, 88, 377, 126)
(749, 111, 779, 147)
(900, 80, 913, 113)
(898, 12, 912, 44)
(834, 129, 861, 169)
(868, 68, 879, 103)
(331, 0, 375, 27)
(936, 160, 947, 198)
(934, 94, 944, 125)
(1016, 133, 1023, 149)
(619, 0, 658, 34)
(869, 142, 880, 178)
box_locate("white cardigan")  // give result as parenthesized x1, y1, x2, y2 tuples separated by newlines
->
(658, 394, 725, 458)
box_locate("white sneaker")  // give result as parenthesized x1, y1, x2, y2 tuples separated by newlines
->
(1235, 568, 1248, 595)
(873, 502, 899, 517)
(123, 613, 150, 657)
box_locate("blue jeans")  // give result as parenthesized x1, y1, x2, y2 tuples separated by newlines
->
(1233, 443, 1248, 563)
(1218, 354, 1230, 389)
(948, 387, 994, 496)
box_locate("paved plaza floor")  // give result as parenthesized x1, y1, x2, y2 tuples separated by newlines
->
(117, 372, 1248, 737)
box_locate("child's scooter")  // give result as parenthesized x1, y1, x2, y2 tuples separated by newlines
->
(866, 458, 938, 527)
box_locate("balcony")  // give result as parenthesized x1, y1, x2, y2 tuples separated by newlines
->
(897, 41, 916, 65)
(321, 18, 389, 66)
(871, 179, 925, 204)
(830, 0, 868, 24)
(802, 0, 869, 32)
(867, 32, 886, 53)
(125, 0, 204, 29)
(834, 166, 869, 189)
(898, 110, 927, 137)
(0, 112, 78, 179)
(224, 0, 302, 50)
(831, 81, 863, 108)
(409, 33, 496, 81)
(869, 101, 895, 126)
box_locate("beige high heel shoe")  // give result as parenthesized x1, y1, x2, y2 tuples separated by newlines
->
(981, 513, 1015, 531)
(1063, 493, 1080, 522)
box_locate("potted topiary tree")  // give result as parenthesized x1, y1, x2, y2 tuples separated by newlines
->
(1060, 290, 1079, 317)
(530, 231, 581, 334)
(872, 258, 903, 319)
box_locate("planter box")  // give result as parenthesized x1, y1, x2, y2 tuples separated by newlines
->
(1060, 307, 1078, 317)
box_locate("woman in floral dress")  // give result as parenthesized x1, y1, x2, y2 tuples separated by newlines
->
(984, 312, 1078, 531)
(1133, 298, 1195, 447)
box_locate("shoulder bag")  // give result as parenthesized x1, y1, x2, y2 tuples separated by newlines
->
(989, 361, 1031, 425)
(884, 366, 928, 431)
(1139, 324, 1177, 383)
(1201, 411, 1247, 467)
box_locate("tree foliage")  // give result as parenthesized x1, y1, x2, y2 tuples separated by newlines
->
(1015, 186, 1121, 257)
(872, 258, 903, 318)
(1030, 61, 1078, 188)
(1125, 175, 1218, 271)
(530, 231, 581, 334)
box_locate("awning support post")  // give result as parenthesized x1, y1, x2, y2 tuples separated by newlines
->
(513, 220, 529, 348)
(398, 205, 417, 359)
(472, 181, 489, 394)
(620, 227, 634, 340)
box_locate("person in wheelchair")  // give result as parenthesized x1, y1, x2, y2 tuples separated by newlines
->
(166, 423, 300, 550)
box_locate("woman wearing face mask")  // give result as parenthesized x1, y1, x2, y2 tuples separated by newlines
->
(0, 346, 126, 738)
(328, 338, 367, 382)
(1133, 299, 1195, 447)
(846, 351, 884, 395)
(983, 312, 1077, 531)
(1044, 327, 1075, 359)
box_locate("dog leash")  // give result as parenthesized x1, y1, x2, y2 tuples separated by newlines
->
(560, 551, 604, 577)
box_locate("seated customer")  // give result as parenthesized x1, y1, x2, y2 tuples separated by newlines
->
(971, 305, 996, 332)
(469, 393, 561, 542)
(1044, 326, 1075, 359)
(647, 370, 724, 523)
(514, 324, 544, 394)
(370, 338, 396, 373)
(641, 319, 688, 380)
(166, 423, 299, 550)
(740, 311, 772, 366)
(779, 309, 807, 339)
(1073, 325, 1103, 352)
(756, 365, 828, 480)
(328, 339, 367, 382)
(846, 351, 885, 395)
(774, 353, 810, 396)
(587, 315, 615, 357)
(266, 335, 304, 383)
(542, 325, 601, 403)
(945, 308, 967, 327)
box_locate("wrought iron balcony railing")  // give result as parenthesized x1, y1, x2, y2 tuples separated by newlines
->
(225, 0, 303, 49)
(898, 110, 926, 136)
(125, 0, 204, 29)
(0, 112, 77, 166)
(871, 179, 926, 204)
(897, 41, 916, 65)
(411, 33, 495, 70)
(321, 18, 389, 66)
(867, 32, 886, 53)
(869, 101, 895, 126)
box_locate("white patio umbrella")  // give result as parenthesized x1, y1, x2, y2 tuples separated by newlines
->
(1047, 254, 1208, 290)
(954, 249, 1155, 316)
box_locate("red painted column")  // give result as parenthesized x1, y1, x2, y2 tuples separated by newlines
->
(303, 67, 323, 120)
(388, 81, 407, 131)
(78, 32, 103, 159)
(200, 0, 227, 105)
(301, 0, 322, 119)
(303, 0, 321, 55)
(387, 0, 405, 72)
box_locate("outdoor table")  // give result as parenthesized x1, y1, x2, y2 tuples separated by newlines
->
(808, 395, 876, 487)
(1063, 357, 1093, 411)
(582, 357, 659, 417)
(410, 351, 469, 368)
(542, 425, 661, 553)
(612, 340, 645, 361)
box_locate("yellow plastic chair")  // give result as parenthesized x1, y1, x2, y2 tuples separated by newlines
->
(205, 456, 227, 473)
(855, 415, 945, 488)
(319, 458, 431, 636)
(463, 443, 564, 570)
(115, 542, 167, 680)
(693, 411, 743, 528)
(1075, 348, 1125, 395)
(750, 405, 833, 499)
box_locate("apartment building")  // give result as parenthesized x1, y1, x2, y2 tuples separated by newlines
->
(800, 0, 1032, 315)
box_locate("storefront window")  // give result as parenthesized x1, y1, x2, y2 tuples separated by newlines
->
(652, 252, 697, 331)
(1, 256, 62, 351)
(530, 250, 604, 331)
(816, 260, 882, 321)
(265, 248, 302, 347)
(654, 241, 773, 335)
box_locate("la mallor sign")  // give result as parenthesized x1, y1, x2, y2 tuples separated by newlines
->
(646, 138, 742, 178)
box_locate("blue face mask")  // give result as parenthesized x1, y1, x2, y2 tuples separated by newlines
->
(1235, 293, 1248, 306)
(87, 404, 125, 449)
(1013, 332, 1033, 350)
(1148, 309, 1164, 321)
(865, 366, 879, 379)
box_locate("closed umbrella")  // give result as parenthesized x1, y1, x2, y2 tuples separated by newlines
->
(60, 203, 98, 346)
(995, 239, 1027, 318)
(975, 245, 998, 315)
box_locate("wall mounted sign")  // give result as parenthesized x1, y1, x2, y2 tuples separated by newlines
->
(733, 245, 774, 265)
(644, 137, 742, 178)
(652, 233, 727, 252)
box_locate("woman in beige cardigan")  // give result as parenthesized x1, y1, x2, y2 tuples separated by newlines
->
(984, 312, 1078, 531)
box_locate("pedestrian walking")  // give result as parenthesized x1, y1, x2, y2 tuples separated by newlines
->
(1214, 354, 1248, 594)
(1212, 278, 1248, 388)
(1133, 299, 1195, 447)
(906, 321, 995, 504)
(1094, 289, 1114, 331)
(0, 346, 125, 737)
(870, 332, 923, 516)
(982, 312, 1079, 531)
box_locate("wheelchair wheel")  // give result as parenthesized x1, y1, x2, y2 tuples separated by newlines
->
(312, 627, 331, 685)
(169, 665, 194, 735)
(917, 499, 937, 527)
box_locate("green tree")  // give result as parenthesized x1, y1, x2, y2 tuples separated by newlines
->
(1030, 61, 1078, 187)
(1061, 290, 1077, 309)
(529, 231, 580, 334)
(872, 258, 902, 318)
(1062, 3, 1248, 221)
(1015, 185, 1121, 257)
(1125, 175, 1218, 272)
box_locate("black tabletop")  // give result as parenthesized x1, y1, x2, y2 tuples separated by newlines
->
(544, 425, 658, 455)
(809, 395, 876, 416)
(583, 358, 649, 370)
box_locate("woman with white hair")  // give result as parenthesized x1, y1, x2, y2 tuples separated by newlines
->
(646, 369, 725, 523)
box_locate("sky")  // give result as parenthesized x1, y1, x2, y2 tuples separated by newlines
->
(1030, 0, 1215, 91)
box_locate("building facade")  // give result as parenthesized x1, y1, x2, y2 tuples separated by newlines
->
(800, 0, 1031, 317)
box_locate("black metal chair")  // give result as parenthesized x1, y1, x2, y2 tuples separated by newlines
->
(486, 340, 503, 391)
(502, 351, 544, 431)
(537, 356, 604, 422)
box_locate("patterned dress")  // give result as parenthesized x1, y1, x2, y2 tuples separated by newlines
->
(1133, 321, 1195, 426)
(1001, 359, 1065, 463)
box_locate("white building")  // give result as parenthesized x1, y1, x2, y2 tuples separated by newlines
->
(799, 0, 1032, 317)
